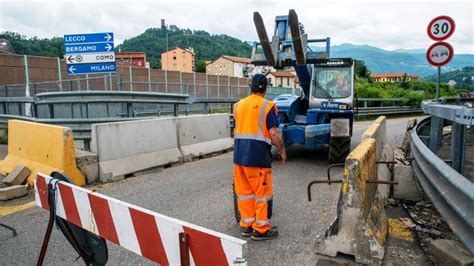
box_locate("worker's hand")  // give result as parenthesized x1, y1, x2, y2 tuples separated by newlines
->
(278, 150, 287, 164)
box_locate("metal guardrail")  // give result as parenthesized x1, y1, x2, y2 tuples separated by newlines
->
(411, 117, 474, 254)
(0, 92, 237, 149)
(0, 74, 298, 99)
(356, 106, 422, 116)
(0, 91, 190, 118)
(0, 90, 425, 149)
(422, 100, 473, 125)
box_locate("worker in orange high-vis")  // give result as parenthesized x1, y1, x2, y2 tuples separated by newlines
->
(233, 74, 286, 241)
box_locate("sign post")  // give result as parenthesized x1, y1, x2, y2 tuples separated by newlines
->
(426, 16, 455, 101)
(64, 32, 116, 76)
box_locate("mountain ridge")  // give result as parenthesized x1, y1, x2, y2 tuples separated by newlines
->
(1, 29, 472, 77)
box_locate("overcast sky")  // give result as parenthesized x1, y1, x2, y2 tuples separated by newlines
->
(1, 0, 473, 54)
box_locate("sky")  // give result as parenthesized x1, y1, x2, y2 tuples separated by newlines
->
(0, 0, 473, 54)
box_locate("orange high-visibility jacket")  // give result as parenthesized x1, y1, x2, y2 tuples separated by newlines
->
(233, 94, 277, 168)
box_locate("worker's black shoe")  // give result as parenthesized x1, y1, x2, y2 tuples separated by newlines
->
(251, 228, 279, 241)
(240, 227, 252, 237)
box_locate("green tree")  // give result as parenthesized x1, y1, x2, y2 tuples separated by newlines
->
(195, 60, 206, 73)
(354, 60, 372, 82)
(0, 31, 64, 57)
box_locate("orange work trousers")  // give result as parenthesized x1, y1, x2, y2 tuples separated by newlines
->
(233, 164, 272, 234)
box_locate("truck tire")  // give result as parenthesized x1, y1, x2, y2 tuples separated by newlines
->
(328, 137, 351, 164)
(233, 183, 273, 224)
(233, 184, 241, 224)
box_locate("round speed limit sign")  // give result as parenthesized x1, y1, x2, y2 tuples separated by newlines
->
(427, 16, 455, 41)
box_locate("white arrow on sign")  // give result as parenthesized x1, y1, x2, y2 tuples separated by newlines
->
(69, 66, 76, 74)
(105, 43, 112, 52)
(105, 33, 112, 42)
(66, 53, 115, 64)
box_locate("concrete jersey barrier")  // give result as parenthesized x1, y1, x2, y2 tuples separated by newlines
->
(361, 116, 393, 201)
(177, 114, 232, 161)
(90, 117, 181, 182)
(0, 120, 85, 186)
(91, 114, 233, 182)
(317, 138, 389, 264)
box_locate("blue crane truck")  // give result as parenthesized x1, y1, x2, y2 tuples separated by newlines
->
(233, 10, 355, 223)
(253, 9, 355, 163)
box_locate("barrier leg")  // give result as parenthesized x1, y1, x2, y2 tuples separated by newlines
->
(37, 183, 90, 266)
(179, 232, 190, 266)
(37, 184, 56, 266)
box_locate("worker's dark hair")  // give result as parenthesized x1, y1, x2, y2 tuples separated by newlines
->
(250, 74, 268, 93)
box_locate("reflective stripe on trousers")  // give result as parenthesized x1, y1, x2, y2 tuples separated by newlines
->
(241, 217, 256, 224)
(255, 220, 269, 226)
(238, 194, 256, 201)
(256, 195, 273, 203)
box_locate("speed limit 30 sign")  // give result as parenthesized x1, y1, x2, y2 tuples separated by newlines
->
(427, 15, 455, 41)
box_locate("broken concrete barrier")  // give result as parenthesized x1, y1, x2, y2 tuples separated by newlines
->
(393, 163, 422, 202)
(361, 116, 393, 202)
(75, 149, 99, 184)
(0, 120, 85, 186)
(3, 165, 30, 186)
(0, 185, 28, 200)
(317, 138, 388, 264)
(399, 118, 417, 154)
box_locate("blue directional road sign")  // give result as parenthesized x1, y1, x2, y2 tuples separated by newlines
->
(64, 32, 116, 75)
(67, 63, 116, 75)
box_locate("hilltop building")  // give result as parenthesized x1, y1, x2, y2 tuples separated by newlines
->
(115, 52, 148, 68)
(266, 71, 299, 88)
(0, 39, 15, 54)
(206, 55, 274, 78)
(161, 47, 195, 73)
(371, 73, 419, 83)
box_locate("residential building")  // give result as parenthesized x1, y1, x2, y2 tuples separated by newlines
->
(115, 52, 147, 68)
(161, 47, 195, 73)
(206, 55, 275, 78)
(371, 73, 419, 83)
(447, 80, 457, 87)
(0, 39, 15, 54)
(206, 55, 252, 77)
(266, 71, 298, 88)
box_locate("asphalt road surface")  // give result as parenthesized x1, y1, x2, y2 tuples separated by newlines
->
(0, 117, 414, 265)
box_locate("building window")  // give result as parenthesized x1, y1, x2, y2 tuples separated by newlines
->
(287, 78, 289, 86)
(183, 63, 186, 67)
(173, 56, 176, 60)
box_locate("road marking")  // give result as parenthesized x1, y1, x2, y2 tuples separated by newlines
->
(0, 201, 35, 217)
(388, 218, 414, 241)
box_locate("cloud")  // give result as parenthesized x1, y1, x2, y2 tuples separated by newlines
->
(0, 0, 472, 53)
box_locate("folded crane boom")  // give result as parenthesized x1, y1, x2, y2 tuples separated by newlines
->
(250, 9, 355, 164)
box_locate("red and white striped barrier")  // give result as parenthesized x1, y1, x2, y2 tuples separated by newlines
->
(34, 173, 247, 265)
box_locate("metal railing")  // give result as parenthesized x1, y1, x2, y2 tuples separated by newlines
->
(411, 101, 474, 254)
(0, 74, 297, 99)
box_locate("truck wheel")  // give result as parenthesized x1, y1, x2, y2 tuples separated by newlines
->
(328, 137, 351, 164)
(233, 183, 273, 224)
(233, 184, 241, 224)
